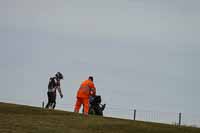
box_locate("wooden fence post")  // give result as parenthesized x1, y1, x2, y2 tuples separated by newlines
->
(133, 109, 136, 120)
(42, 101, 44, 109)
(178, 112, 182, 126)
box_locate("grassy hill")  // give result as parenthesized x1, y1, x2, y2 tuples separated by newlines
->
(0, 102, 199, 133)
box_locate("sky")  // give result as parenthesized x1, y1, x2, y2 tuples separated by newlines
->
(0, 0, 200, 126)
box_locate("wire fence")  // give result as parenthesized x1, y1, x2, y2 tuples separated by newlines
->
(42, 102, 200, 128)
(132, 109, 179, 124)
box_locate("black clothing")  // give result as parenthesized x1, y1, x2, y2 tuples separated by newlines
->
(45, 77, 61, 109)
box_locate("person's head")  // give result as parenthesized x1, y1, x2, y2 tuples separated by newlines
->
(88, 76, 94, 82)
(55, 72, 64, 80)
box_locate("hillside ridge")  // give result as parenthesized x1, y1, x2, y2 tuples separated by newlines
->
(0, 102, 199, 133)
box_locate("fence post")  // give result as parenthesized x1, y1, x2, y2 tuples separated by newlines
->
(42, 101, 44, 109)
(133, 109, 136, 120)
(178, 112, 182, 126)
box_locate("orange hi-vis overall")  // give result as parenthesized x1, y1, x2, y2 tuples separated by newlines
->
(74, 79, 96, 114)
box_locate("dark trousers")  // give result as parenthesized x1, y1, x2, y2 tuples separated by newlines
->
(45, 92, 56, 109)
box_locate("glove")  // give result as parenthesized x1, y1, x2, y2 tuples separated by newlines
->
(90, 88, 96, 96)
(60, 93, 63, 98)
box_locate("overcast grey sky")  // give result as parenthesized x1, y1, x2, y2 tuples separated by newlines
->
(0, 0, 200, 125)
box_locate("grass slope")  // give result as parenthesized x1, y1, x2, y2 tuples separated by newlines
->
(0, 102, 199, 133)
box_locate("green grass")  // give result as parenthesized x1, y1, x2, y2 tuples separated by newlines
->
(0, 102, 199, 133)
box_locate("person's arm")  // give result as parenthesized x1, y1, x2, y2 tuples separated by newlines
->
(89, 82, 96, 96)
(57, 87, 63, 98)
(57, 81, 63, 98)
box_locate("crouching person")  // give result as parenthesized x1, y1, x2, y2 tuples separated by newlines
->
(89, 95, 106, 116)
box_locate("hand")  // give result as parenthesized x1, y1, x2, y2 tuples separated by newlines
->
(60, 93, 63, 98)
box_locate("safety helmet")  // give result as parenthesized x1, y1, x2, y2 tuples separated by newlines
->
(55, 72, 64, 80)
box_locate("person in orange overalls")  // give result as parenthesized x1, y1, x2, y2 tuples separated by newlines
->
(74, 76, 96, 115)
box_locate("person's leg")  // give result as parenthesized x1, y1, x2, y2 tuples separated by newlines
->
(74, 97, 82, 113)
(83, 98, 89, 115)
(52, 92, 56, 109)
(45, 92, 51, 108)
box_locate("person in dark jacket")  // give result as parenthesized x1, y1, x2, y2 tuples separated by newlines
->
(45, 72, 64, 109)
